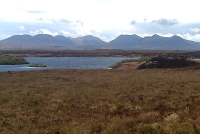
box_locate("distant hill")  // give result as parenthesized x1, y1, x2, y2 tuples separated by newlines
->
(70, 35, 107, 49)
(0, 34, 200, 50)
(108, 34, 199, 50)
(108, 34, 142, 49)
(0, 34, 76, 50)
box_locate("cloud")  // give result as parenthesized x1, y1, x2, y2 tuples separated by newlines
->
(34, 18, 54, 24)
(30, 29, 58, 36)
(190, 28, 200, 33)
(157, 33, 174, 37)
(131, 20, 137, 25)
(152, 18, 179, 27)
(60, 30, 73, 37)
(38, 18, 44, 21)
(143, 18, 147, 22)
(59, 19, 71, 24)
(26, 11, 45, 14)
(19, 26, 25, 30)
(177, 33, 200, 42)
(76, 20, 84, 26)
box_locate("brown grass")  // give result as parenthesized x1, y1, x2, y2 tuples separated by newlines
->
(0, 68, 200, 133)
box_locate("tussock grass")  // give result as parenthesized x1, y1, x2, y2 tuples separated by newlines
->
(0, 68, 200, 133)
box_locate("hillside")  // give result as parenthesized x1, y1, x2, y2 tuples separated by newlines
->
(70, 35, 107, 49)
(108, 34, 142, 49)
(0, 34, 76, 50)
(0, 34, 200, 50)
(109, 34, 199, 50)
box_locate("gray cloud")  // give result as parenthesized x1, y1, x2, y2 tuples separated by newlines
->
(152, 18, 179, 27)
(131, 20, 137, 25)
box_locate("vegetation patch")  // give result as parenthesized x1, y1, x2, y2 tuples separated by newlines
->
(0, 55, 29, 65)
(109, 57, 150, 69)
(138, 57, 199, 69)
(28, 64, 47, 67)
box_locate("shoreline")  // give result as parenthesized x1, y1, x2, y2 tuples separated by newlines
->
(0, 49, 198, 58)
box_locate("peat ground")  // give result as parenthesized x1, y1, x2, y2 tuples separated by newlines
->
(0, 68, 200, 133)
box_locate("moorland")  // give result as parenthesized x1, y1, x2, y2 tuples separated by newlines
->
(0, 49, 200, 133)
(0, 67, 200, 133)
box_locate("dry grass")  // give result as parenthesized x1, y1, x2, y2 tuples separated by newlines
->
(0, 68, 200, 133)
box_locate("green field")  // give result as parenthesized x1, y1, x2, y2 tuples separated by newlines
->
(0, 68, 200, 133)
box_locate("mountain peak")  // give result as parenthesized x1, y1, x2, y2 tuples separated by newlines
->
(83, 35, 95, 37)
(118, 34, 141, 37)
(172, 35, 181, 38)
(152, 34, 161, 38)
(34, 34, 54, 38)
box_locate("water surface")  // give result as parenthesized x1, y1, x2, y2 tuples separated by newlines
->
(0, 57, 138, 72)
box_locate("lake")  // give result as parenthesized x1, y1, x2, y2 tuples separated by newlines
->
(0, 57, 138, 72)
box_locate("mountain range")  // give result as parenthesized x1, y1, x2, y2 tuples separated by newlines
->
(0, 34, 200, 50)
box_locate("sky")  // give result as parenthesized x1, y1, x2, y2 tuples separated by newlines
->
(0, 0, 200, 42)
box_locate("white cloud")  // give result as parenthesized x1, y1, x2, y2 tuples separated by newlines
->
(26, 10, 45, 14)
(60, 30, 74, 37)
(177, 33, 200, 42)
(30, 29, 58, 36)
(157, 33, 174, 37)
(60, 30, 109, 41)
(60, 29, 92, 38)
(1, 0, 200, 24)
(19, 26, 25, 30)
(101, 36, 109, 42)
(138, 33, 154, 38)
(190, 28, 200, 33)
(36, 18, 54, 24)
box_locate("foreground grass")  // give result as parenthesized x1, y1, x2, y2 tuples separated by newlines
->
(0, 68, 200, 133)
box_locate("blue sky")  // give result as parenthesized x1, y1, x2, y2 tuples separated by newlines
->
(0, 0, 200, 42)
